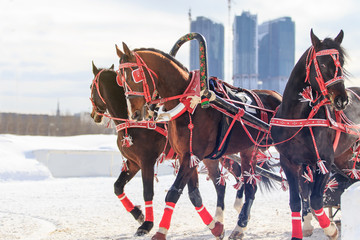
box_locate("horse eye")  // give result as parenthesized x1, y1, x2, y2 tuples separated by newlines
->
(320, 64, 327, 69)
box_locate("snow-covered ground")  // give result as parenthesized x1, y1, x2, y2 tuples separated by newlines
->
(0, 134, 344, 239)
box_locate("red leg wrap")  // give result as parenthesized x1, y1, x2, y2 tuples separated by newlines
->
(195, 205, 213, 226)
(314, 208, 330, 228)
(145, 201, 154, 222)
(291, 212, 303, 239)
(159, 202, 176, 230)
(118, 193, 135, 212)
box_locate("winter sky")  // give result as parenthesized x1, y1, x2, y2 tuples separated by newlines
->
(1, 0, 360, 114)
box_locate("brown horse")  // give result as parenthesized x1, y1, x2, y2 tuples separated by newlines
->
(115, 44, 282, 240)
(90, 62, 261, 237)
(270, 30, 360, 240)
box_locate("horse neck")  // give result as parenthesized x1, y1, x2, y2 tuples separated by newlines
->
(139, 51, 190, 109)
(100, 72, 128, 124)
(279, 50, 313, 118)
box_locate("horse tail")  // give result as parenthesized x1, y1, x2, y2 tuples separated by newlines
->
(256, 160, 279, 192)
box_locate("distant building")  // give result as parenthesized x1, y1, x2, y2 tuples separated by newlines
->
(258, 17, 295, 94)
(232, 11, 258, 89)
(190, 16, 225, 79)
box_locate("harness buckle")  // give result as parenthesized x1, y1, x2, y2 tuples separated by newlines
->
(147, 122, 157, 129)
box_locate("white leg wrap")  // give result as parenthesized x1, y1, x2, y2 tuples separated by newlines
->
(302, 213, 314, 237)
(215, 206, 224, 223)
(158, 227, 168, 235)
(207, 219, 216, 230)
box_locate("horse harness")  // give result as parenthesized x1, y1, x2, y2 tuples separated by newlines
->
(270, 47, 360, 177)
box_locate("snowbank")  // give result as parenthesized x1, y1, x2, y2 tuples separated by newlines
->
(0, 134, 119, 181)
(341, 181, 360, 239)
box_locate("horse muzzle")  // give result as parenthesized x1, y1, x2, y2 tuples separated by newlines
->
(333, 94, 349, 110)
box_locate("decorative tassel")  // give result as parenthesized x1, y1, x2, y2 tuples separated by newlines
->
(171, 159, 180, 176)
(317, 160, 329, 174)
(344, 168, 360, 179)
(256, 150, 270, 167)
(243, 170, 261, 185)
(281, 179, 289, 191)
(197, 165, 208, 174)
(216, 172, 229, 186)
(299, 86, 318, 106)
(190, 153, 200, 168)
(302, 166, 314, 183)
(121, 159, 128, 172)
(122, 134, 133, 147)
(154, 173, 159, 182)
(325, 178, 338, 192)
(233, 175, 244, 190)
(156, 152, 166, 164)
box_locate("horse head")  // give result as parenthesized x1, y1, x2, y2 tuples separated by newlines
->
(307, 29, 348, 110)
(90, 61, 115, 123)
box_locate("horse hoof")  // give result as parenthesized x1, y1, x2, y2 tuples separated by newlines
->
(303, 228, 314, 237)
(135, 221, 154, 236)
(324, 222, 338, 240)
(130, 205, 145, 224)
(211, 221, 224, 239)
(151, 232, 166, 240)
(228, 231, 244, 240)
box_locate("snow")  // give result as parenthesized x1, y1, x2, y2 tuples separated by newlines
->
(341, 181, 360, 239)
(0, 134, 346, 239)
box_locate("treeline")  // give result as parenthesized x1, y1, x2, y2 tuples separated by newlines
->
(0, 112, 115, 136)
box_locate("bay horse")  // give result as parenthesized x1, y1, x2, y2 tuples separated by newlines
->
(90, 62, 266, 237)
(115, 44, 282, 240)
(270, 30, 360, 240)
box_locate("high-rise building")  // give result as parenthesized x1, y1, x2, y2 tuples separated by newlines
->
(232, 11, 258, 89)
(258, 17, 295, 94)
(190, 16, 225, 79)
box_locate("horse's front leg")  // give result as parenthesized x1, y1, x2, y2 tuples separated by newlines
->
(203, 158, 226, 223)
(113, 160, 144, 225)
(151, 154, 196, 240)
(187, 166, 225, 239)
(279, 154, 303, 240)
(311, 162, 338, 240)
(134, 159, 156, 236)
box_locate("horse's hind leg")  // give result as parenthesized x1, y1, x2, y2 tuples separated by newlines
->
(135, 159, 156, 236)
(203, 158, 226, 223)
(311, 168, 338, 240)
(114, 160, 143, 224)
(229, 150, 256, 240)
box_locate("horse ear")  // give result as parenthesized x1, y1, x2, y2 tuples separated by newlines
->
(310, 29, 321, 49)
(335, 30, 344, 44)
(115, 44, 124, 58)
(110, 64, 114, 70)
(92, 61, 99, 75)
(122, 42, 133, 58)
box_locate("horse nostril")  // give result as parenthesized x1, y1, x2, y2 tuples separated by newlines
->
(131, 110, 142, 121)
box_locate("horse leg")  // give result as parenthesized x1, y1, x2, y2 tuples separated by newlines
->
(228, 158, 244, 213)
(311, 169, 338, 240)
(114, 160, 144, 224)
(135, 159, 156, 236)
(301, 196, 314, 237)
(203, 158, 226, 223)
(187, 168, 225, 239)
(299, 168, 314, 237)
(229, 150, 256, 240)
(280, 155, 303, 240)
(151, 154, 223, 240)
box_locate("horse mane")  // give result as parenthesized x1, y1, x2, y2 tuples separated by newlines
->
(134, 48, 189, 73)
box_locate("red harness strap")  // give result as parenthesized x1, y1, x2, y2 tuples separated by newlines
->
(116, 121, 167, 136)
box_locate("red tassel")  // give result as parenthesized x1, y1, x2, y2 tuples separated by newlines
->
(156, 152, 166, 164)
(344, 168, 360, 179)
(302, 166, 314, 183)
(190, 153, 200, 168)
(325, 178, 338, 192)
(121, 160, 128, 172)
(122, 134, 133, 147)
(317, 160, 329, 174)
(216, 173, 228, 186)
(233, 176, 244, 190)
